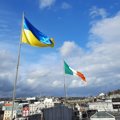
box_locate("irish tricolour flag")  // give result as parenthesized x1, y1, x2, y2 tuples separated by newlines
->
(64, 61, 86, 82)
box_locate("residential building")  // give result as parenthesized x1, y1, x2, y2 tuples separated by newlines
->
(2, 102, 18, 120)
(88, 98, 120, 112)
(88, 102, 113, 111)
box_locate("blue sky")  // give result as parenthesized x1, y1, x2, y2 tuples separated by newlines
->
(0, 0, 120, 97)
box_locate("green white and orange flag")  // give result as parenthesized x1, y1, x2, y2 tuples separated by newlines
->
(64, 61, 86, 82)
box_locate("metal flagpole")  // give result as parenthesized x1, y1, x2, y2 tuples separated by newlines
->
(63, 60, 67, 103)
(11, 13, 24, 120)
(64, 73, 67, 102)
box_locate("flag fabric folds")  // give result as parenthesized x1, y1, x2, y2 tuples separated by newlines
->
(64, 61, 86, 82)
(21, 17, 54, 47)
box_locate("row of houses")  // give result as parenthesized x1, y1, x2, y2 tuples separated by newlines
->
(2, 97, 60, 120)
(1, 95, 120, 120)
(88, 100, 120, 112)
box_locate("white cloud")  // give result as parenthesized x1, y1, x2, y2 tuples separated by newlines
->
(52, 80, 62, 87)
(90, 6, 108, 19)
(59, 41, 76, 56)
(0, 49, 16, 97)
(1, 11, 120, 97)
(69, 79, 85, 88)
(61, 2, 72, 10)
(39, 0, 56, 9)
(90, 14, 120, 42)
(59, 41, 83, 57)
(59, 12, 120, 91)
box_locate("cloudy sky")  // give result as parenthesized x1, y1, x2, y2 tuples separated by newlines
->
(0, 0, 120, 98)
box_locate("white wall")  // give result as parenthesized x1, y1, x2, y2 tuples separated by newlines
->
(89, 102, 113, 111)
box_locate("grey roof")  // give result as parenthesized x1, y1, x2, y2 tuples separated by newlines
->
(91, 111, 115, 118)
(108, 112, 120, 120)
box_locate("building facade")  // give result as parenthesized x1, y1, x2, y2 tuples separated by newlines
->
(2, 102, 18, 120)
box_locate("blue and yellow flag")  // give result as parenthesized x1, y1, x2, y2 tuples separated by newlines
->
(22, 17, 54, 47)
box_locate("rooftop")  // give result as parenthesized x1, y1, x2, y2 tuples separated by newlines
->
(91, 111, 115, 118)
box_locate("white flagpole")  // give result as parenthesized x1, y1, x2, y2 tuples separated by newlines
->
(11, 13, 24, 120)
(63, 60, 67, 103)
(64, 73, 67, 101)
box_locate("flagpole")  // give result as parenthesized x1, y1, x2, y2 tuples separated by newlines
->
(64, 73, 67, 102)
(11, 13, 24, 120)
(63, 60, 67, 103)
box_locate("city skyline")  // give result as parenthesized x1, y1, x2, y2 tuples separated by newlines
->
(0, 0, 120, 97)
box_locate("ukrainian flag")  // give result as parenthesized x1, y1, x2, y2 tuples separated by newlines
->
(22, 17, 54, 47)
